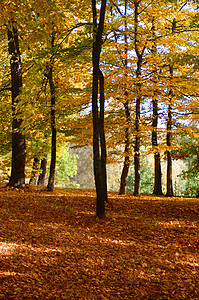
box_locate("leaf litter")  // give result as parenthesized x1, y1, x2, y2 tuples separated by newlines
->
(0, 187, 199, 299)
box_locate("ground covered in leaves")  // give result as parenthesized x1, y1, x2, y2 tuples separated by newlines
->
(0, 187, 199, 299)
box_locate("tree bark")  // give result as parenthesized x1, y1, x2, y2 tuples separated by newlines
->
(37, 155, 47, 187)
(133, 1, 144, 197)
(119, 97, 130, 195)
(152, 89, 162, 195)
(47, 32, 57, 192)
(99, 70, 108, 203)
(119, 0, 131, 195)
(134, 92, 141, 197)
(151, 18, 163, 195)
(166, 99, 173, 197)
(166, 21, 176, 197)
(29, 157, 39, 185)
(92, 0, 107, 218)
(7, 23, 26, 188)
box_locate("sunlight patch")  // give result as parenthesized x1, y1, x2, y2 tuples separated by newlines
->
(98, 237, 135, 246)
(0, 271, 33, 277)
(156, 220, 197, 228)
(78, 211, 95, 215)
(177, 254, 199, 268)
(0, 241, 63, 256)
(0, 242, 19, 256)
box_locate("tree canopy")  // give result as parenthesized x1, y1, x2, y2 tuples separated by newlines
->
(0, 0, 198, 214)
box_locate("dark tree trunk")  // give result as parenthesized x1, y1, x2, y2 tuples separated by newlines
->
(37, 155, 47, 187)
(166, 21, 176, 197)
(153, 152, 162, 194)
(133, 1, 144, 197)
(119, 0, 131, 195)
(134, 94, 141, 197)
(92, 0, 107, 218)
(151, 18, 163, 195)
(166, 100, 173, 197)
(47, 32, 57, 192)
(119, 98, 130, 195)
(152, 99, 163, 195)
(99, 70, 108, 203)
(7, 23, 26, 188)
(29, 157, 39, 185)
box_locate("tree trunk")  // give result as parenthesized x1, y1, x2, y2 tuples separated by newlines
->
(47, 32, 57, 192)
(153, 152, 162, 194)
(99, 70, 108, 203)
(92, 0, 107, 218)
(133, 1, 143, 197)
(37, 155, 47, 187)
(152, 99, 163, 195)
(119, 0, 131, 195)
(134, 95, 140, 197)
(119, 99, 130, 195)
(7, 23, 26, 188)
(166, 21, 176, 197)
(29, 157, 39, 185)
(151, 18, 163, 195)
(166, 100, 173, 196)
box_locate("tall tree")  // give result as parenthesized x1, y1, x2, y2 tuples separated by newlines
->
(133, 0, 145, 197)
(166, 66, 174, 196)
(29, 157, 39, 185)
(7, 22, 26, 188)
(37, 155, 47, 187)
(166, 18, 177, 197)
(151, 17, 163, 195)
(119, 0, 131, 195)
(92, 0, 107, 218)
(47, 30, 57, 191)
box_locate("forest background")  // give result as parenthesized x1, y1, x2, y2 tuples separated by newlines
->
(0, 0, 198, 202)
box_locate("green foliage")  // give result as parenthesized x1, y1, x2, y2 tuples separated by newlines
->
(174, 133, 199, 196)
(180, 172, 199, 197)
(127, 155, 154, 194)
(0, 153, 11, 183)
(55, 146, 79, 188)
(180, 159, 199, 197)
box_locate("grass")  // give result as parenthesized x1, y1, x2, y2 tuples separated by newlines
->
(0, 187, 199, 299)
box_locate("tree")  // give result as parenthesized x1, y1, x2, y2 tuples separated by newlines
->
(150, 17, 163, 195)
(15, 0, 91, 190)
(133, 0, 146, 197)
(29, 157, 39, 185)
(165, 17, 178, 197)
(37, 155, 47, 187)
(47, 30, 57, 191)
(7, 22, 26, 188)
(127, 154, 154, 194)
(118, 0, 131, 195)
(92, 0, 107, 218)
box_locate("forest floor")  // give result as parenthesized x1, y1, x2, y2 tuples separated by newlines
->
(0, 187, 199, 300)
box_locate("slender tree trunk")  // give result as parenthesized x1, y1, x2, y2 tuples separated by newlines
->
(152, 96, 163, 195)
(166, 21, 176, 197)
(37, 155, 47, 187)
(119, 97, 130, 194)
(151, 18, 163, 195)
(134, 93, 141, 197)
(133, 1, 144, 197)
(7, 23, 26, 188)
(119, 0, 131, 195)
(92, 0, 107, 218)
(29, 157, 39, 185)
(166, 98, 173, 196)
(99, 70, 108, 203)
(47, 32, 57, 192)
